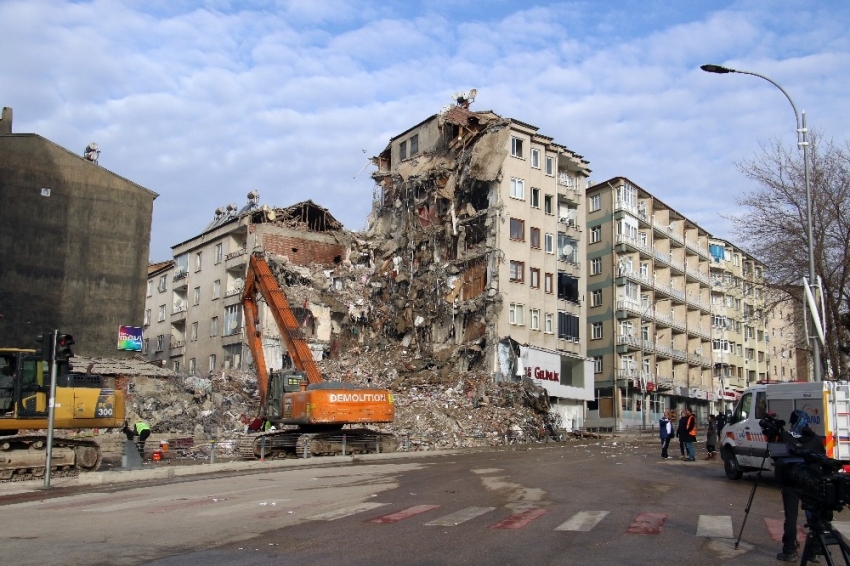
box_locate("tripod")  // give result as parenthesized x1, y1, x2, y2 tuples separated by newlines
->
(734, 450, 769, 550)
(799, 506, 850, 566)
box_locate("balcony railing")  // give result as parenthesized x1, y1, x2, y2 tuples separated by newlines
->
(224, 287, 244, 298)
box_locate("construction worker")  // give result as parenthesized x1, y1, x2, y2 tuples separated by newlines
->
(123, 420, 151, 458)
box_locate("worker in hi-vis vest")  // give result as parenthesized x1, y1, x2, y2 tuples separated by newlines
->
(123, 420, 151, 458)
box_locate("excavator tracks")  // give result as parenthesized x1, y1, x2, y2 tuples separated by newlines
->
(0, 435, 102, 482)
(238, 429, 398, 460)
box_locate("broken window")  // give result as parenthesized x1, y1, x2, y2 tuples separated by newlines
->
(511, 136, 524, 158)
(410, 134, 419, 156)
(544, 273, 553, 294)
(509, 218, 525, 241)
(544, 194, 553, 214)
(530, 227, 540, 249)
(530, 187, 540, 208)
(509, 260, 525, 283)
(510, 178, 525, 200)
(509, 303, 525, 325)
(531, 148, 540, 168)
(400, 140, 407, 160)
(557, 272, 579, 303)
(558, 312, 580, 340)
(530, 267, 540, 288)
(545, 156, 555, 176)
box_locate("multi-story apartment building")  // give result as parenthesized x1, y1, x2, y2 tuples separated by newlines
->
(708, 238, 771, 412)
(764, 287, 806, 383)
(143, 194, 348, 375)
(584, 177, 715, 427)
(369, 97, 593, 428)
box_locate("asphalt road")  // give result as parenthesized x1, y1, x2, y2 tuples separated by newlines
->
(2, 438, 846, 565)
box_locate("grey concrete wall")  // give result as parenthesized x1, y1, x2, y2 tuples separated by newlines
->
(0, 134, 155, 357)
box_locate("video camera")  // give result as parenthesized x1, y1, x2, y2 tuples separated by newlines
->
(760, 411, 850, 513)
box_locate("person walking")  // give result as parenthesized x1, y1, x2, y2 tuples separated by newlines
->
(659, 411, 673, 459)
(716, 412, 726, 437)
(684, 408, 697, 461)
(704, 414, 717, 460)
(676, 409, 688, 459)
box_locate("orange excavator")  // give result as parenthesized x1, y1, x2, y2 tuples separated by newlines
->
(238, 253, 395, 459)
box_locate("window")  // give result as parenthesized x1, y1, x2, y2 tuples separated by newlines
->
(557, 272, 580, 303)
(589, 194, 601, 212)
(530, 227, 540, 249)
(558, 312, 580, 340)
(144, 309, 151, 326)
(545, 156, 554, 176)
(544, 195, 553, 214)
(509, 218, 525, 240)
(509, 261, 525, 283)
(143, 338, 149, 353)
(530, 268, 540, 288)
(209, 354, 217, 372)
(590, 226, 601, 243)
(158, 275, 167, 292)
(158, 305, 165, 322)
(211, 316, 219, 337)
(509, 303, 525, 325)
(213, 280, 221, 299)
(224, 304, 242, 336)
(511, 136, 524, 158)
(530, 148, 540, 168)
(156, 335, 164, 352)
(544, 313, 554, 333)
(193, 287, 200, 305)
(591, 322, 603, 339)
(544, 233, 554, 253)
(191, 322, 198, 341)
(544, 273, 553, 294)
(409, 134, 419, 156)
(591, 289, 602, 307)
(594, 356, 603, 373)
(530, 308, 540, 330)
(173, 360, 181, 373)
(195, 252, 202, 271)
(189, 358, 196, 374)
(530, 187, 541, 208)
(590, 258, 602, 275)
(400, 140, 407, 160)
(510, 178, 525, 200)
(146, 280, 153, 297)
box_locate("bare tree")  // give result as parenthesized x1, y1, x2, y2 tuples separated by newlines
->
(731, 132, 850, 378)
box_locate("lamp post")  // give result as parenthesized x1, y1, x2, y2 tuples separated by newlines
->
(700, 64, 822, 382)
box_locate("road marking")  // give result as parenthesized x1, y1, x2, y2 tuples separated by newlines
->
(308, 502, 389, 521)
(626, 512, 667, 534)
(834, 521, 850, 538)
(764, 517, 806, 543)
(696, 515, 733, 538)
(471, 468, 503, 475)
(367, 505, 440, 524)
(195, 499, 291, 517)
(489, 508, 548, 529)
(555, 511, 609, 532)
(425, 507, 496, 526)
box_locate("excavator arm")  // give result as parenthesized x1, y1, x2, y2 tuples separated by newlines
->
(242, 253, 323, 410)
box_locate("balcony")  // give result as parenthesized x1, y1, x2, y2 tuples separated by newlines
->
(171, 305, 187, 322)
(685, 238, 709, 259)
(225, 248, 248, 271)
(172, 271, 189, 290)
(615, 234, 652, 257)
(169, 340, 185, 356)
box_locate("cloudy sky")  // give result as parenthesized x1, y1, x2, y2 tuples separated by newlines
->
(2, 0, 848, 261)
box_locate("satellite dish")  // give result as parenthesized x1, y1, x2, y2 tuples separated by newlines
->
(562, 244, 574, 256)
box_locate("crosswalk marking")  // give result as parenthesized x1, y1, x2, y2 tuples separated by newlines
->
(425, 506, 495, 526)
(308, 502, 389, 521)
(195, 499, 290, 517)
(367, 504, 440, 524)
(489, 508, 548, 529)
(764, 517, 806, 543)
(555, 511, 609, 532)
(696, 515, 733, 538)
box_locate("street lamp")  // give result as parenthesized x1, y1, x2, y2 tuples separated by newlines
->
(700, 64, 822, 382)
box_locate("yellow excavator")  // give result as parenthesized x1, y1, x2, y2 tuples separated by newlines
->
(0, 348, 125, 481)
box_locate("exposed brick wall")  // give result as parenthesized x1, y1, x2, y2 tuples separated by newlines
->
(262, 232, 344, 266)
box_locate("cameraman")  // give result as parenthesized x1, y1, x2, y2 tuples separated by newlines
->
(776, 410, 825, 563)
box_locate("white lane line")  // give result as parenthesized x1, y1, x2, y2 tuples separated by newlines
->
(308, 502, 389, 521)
(555, 511, 609, 532)
(425, 506, 496, 526)
(697, 515, 733, 538)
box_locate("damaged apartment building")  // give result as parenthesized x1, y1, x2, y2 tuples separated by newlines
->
(365, 92, 594, 428)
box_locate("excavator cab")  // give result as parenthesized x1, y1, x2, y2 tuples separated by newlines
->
(266, 370, 307, 421)
(0, 349, 48, 418)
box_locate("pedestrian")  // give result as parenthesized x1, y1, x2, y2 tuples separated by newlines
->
(716, 412, 726, 435)
(123, 419, 151, 458)
(676, 409, 688, 459)
(659, 411, 673, 459)
(683, 407, 697, 461)
(704, 415, 717, 460)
